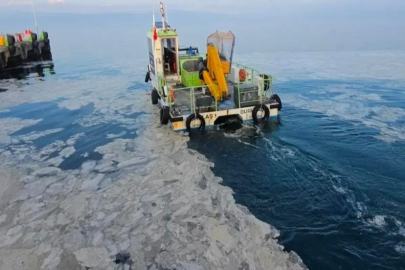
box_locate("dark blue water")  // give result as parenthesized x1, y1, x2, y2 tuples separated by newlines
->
(1, 12, 405, 270)
(188, 78, 405, 270)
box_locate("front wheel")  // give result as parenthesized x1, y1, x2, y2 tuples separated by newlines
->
(252, 104, 270, 123)
(151, 89, 159, 105)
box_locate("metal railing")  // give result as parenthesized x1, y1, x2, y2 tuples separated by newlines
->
(168, 85, 219, 113)
(156, 72, 218, 112)
(233, 62, 274, 89)
(157, 62, 275, 114)
(233, 62, 258, 84)
(235, 74, 274, 108)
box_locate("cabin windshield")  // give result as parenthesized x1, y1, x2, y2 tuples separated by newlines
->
(162, 38, 177, 75)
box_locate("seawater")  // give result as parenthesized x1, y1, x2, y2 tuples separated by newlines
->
(1, 13, 405, 270)
(189, 71, 405, 270)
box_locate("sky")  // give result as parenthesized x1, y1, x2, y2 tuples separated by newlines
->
(0, 0, 404, 52)
(0, 0, 404, 14)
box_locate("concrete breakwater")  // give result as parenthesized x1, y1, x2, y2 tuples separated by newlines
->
(0, 31, 52, 70)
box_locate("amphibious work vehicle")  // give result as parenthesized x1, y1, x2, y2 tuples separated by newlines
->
(145, 2, 282, 132)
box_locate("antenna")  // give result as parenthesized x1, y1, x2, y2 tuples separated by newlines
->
(31, 0, 39, 34)
(152, 1, 155, 28)
(166, 1, 169, 26)
(160, 2, 165, 29)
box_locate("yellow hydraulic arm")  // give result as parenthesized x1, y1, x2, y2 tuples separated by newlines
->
(201, 70, 219, 99)
(206, 44, 228, 100)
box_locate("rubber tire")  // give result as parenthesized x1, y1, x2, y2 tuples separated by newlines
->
(271, 94, 282, 111)
(160, 106, 170, 125)
(252, 104, 270, 123)
(43, 31, 49, 39)
(151, 89, 159, 105)
(144, 71, 150, 83)
(186, 113, 205, 133)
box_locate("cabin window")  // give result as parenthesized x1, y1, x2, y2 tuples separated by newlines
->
(162, 38, 177, 75)
(147, 37, 155, 74)
(147, 37, 153, 54)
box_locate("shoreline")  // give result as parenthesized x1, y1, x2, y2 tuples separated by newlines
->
(0, 89, 307, 269)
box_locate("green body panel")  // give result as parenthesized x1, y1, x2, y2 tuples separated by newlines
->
(179, 55, 203, 88)
(158, 30, 177, 37)
(148, 30, 178, 38)
(40, 32, 45, 41)
(157, 73, 167, 96)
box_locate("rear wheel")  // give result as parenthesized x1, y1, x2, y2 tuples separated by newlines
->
(160, 106, 170, 125)
(252, 104, 270, 123)
(151, 89, 159, 105)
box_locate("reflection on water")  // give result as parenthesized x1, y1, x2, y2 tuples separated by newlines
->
(0, 62, 56, 80)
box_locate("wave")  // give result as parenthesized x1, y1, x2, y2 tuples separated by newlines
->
(366, 215, 387, 229)
(395, 243, 405, 254)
